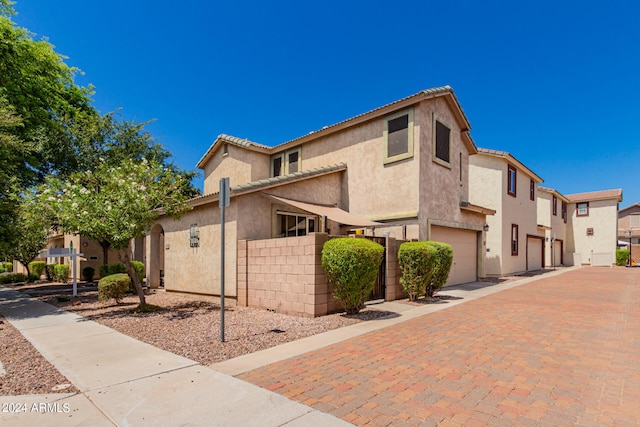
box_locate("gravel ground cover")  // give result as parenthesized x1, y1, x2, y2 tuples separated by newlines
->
(1, 282, 392, 395)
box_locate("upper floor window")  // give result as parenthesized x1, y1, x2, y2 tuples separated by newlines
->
(530, 180, 535, 201)
(630, 214, 640, 228)
(383, 108, 414, 164)
(562, 201, 567, 223)
(577, 202, 589, 217)
(511, 224, 519, 256)
(552, 196, 558, 216)
(434, 120, 451, 165)
(271, 147, 301, 177)
(507, 165, 517, 197)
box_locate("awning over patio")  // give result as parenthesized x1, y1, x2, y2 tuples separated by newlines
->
(264, 194, 383, 227)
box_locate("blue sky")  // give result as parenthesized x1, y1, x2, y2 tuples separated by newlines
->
(13, 1, 640, 206)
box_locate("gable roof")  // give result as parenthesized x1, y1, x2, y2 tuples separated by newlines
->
(196, 134, 270, 169)
(566, 189, 623, 203)
(195, 86, 477, 170)
(187, 163, 347, 208)
(619, 202, 640, 214)
(537, 186, 570, 203)
(476, 147, 544, 183)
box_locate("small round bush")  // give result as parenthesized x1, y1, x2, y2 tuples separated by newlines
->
(0, 264, 4, 274)
(398, 242, 437, 301)
(28, 261, 46, 279)
(53, 264, 70, 283)
(82, 266, 95, 282)
(98, 273, 131, 304)
(2, 262, 12, 273)
(321, 237, 384, 314)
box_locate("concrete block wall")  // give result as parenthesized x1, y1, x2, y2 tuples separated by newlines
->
(385, 237, 407, 301)
(237, 233, 339, 317)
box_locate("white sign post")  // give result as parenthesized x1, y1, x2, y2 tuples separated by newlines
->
(46, 248, 84, 297)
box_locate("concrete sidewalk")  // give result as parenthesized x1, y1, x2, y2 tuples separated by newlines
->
(0, 287, 352, 427)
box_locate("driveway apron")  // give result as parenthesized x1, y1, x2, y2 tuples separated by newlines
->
(238, 268, 640, 426)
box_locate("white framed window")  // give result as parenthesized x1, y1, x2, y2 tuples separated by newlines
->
(276, 211, 318, 237)
(271, 146, 301, 177)
(383, 108, 414, 164)
(577, 202, 589, 217)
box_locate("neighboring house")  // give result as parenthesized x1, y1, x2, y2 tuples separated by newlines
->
(469, 148, 544, 276)
(566, 189, 622, 266)
(470, 148, 623, 275)
(618, 202, 640, 263)
(537, 187, 569, 268)
(147, 86, 495, 316)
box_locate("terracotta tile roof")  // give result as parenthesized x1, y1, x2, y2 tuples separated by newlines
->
(187, 163, 347, 208)
(476, 147, 544, 183)
(537, 186, 570, 202)
(196, 134, 270, 169)
(565, 189, 623, 203)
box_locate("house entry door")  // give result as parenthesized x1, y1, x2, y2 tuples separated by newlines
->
(364, 236, 386, 300)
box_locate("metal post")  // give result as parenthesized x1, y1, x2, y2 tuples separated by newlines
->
(70, 243, 77, 298)
(219, 177, 230, 342)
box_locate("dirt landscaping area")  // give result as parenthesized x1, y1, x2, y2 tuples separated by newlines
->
(1, 281, 392, 396)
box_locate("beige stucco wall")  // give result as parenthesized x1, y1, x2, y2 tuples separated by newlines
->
(153, 200, 238, 299)
(536, 191, 568, 267)
(469, 154, 541, 275)
(202, 145, 270, 195)
(567, 199, 619, 265)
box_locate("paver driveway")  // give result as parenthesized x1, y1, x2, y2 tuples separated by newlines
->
(238, 267, 640, 426)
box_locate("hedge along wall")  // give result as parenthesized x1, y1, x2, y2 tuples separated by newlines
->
(237, 233, 407, 317)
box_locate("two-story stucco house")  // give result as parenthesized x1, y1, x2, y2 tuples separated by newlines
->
(537, 187, 569, 268)
(146, 86, 494, 316)
(618, 202, 640, 264)
(565, 189, 622, 266)
(468, 148, 545, 276)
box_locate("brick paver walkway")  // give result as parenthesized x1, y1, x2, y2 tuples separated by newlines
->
(238, 268, 640, 426)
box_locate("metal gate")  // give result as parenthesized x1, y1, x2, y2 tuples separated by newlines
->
(365, 236, 386, 300)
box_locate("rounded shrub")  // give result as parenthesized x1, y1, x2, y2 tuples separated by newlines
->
(616, 249, 630, 266)
(82, 266, 95, 282)
(53, 264, 70, 283)
(427, 241, 453, 297)
(28, 261, 46, 279)
(398, 242, 437, 301)
(0, 264, 4, 274)
(3, 262, 12, 273)
(321, 237, 384, 314)
(98, 273, 131, 304)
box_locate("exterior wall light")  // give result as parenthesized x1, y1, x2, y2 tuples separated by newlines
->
(483, 224, 490, 232)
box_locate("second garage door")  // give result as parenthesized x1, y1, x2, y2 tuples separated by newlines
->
(430, 226, 478, 286)
(527, 237, 543, 271)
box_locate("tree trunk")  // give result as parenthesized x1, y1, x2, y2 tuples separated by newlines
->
(100, 240, 111, 265)
(118, 245, 145, 305)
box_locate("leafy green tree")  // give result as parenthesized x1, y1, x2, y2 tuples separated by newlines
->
(0, 6, 97, 184)
(6, 190, 49, 277)
(42, 159, 190, 305)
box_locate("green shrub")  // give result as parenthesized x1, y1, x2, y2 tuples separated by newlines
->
(321, 237, 384, 314)
(98, 273, 131, 303)
(4, 262, 13, 273)
(82, 266, 95, 282)
(28, 261, 46, 279)
(616, 249, 630, 266)
(427, 241, 453, 297)
(27, 274, 39, 283)
(100, 262, 144, 286)
(0, 264, 4, 274)
(398, 242, 437, 301)
(45, 264, 54, 281)
(0, 273, 28, 284)
(53, 264, 70, 283)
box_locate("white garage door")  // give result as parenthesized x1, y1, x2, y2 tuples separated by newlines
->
(430, 226, 478, 286)
(527, 237, 543, 271)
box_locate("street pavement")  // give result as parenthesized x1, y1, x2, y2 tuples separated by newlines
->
(237, 267, 640, 426)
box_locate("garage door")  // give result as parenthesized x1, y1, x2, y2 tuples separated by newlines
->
(430, 226, 477, 286)
(527, 237, 543, 271)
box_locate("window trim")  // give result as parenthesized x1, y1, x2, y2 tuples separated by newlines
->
(529, 179, 535, 201)
(562, 201, 567, 223)
(507, 165, 517, 197)
(270, 146, 301, 177)
(511, 224, 519, 256)
(576, 202, 589, 217)
(552, 195, 558, 216)
(433, 117, 452, 168)
(275, 211, 318, 238)
(383, 108, 414, 164)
